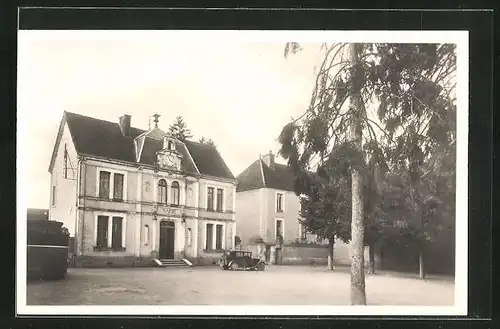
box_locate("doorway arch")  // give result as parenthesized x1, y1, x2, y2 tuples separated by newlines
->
(159, 221, 175, 259)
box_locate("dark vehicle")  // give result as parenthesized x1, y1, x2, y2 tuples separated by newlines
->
(27, 219, 69, 280)
(219, 250, 266, 271)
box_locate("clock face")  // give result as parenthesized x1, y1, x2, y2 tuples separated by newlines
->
(165, 155, 176, 167)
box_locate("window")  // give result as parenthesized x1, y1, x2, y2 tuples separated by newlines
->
(276, 193, 283, 212)
(98, 170, 127, 201)
(207, 187, 214, 211)
(276, 219, 283, 237)
(144, 225, 150, 245)
(63, 143, 68, 179)
(216, 188, 224, 212)
(158, 179, 167, 204)
(187, 228, 192, 246)
(111, 217, 123, 249)
(99, 171, 111, 198)
(171, 181, 180, 206)
(215, 224, 223, 250)
(51, 185, 56, 206)
(96, 216, 108, 248)
(206, 224, 214, 249)
(113, 173, 124, 200)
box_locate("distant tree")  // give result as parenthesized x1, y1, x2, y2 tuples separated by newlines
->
(199, 136, 217, 149)
(298, 170, 351, 271)
(168, 116, 193, 140)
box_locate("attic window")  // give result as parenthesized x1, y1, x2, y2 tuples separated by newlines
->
(163, 137, 175, 151)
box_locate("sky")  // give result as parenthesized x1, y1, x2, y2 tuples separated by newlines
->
(18, 31, 325, 208)
(18, 30, 467, 210)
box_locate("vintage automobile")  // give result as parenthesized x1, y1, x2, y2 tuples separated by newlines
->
(219, 250, 266, 271)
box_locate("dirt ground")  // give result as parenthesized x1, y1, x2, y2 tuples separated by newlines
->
(26, 264, 454, 306)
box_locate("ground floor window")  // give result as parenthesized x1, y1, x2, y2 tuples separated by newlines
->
(187, 228, 192, 247)
(205, 222, 224, 250)
(94, 214, 126, 251)
(206, 224, 213, 250)
(144, 225, 149, 245)
(215, 224, 223, 250)
(96, 216, 108, 248)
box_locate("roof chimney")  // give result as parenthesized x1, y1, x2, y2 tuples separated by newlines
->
(261, 150, 275, 169)
(119, 114, 131, 136)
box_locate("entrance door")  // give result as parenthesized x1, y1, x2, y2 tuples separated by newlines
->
(159, 221, 175, 259)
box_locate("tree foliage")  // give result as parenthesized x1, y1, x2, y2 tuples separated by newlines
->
(279, 42, 456, 270)
(168, 116, 193, 140)
(199, 136, 217, 149)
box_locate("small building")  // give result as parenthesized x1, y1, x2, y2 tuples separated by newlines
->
(27, 208, 49, 221)
(48, 111, 237, 267)
(236, 151, 355, 266)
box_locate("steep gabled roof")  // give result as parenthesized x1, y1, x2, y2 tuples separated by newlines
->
(261, 162, 296, 192)
(236, 159, 295, 192)
(236, 160, 265, 192)
(49, 111, 235, 180)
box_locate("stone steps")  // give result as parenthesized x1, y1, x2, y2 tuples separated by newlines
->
(153, 258, 191, 267)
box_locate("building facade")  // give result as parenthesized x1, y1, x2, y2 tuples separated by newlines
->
(236, 151, 354, 266)
(48, 111, 237, 267)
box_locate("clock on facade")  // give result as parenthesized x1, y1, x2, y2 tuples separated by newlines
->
(165, 154, 176, 167)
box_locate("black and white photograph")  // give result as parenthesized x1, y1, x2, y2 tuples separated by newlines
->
(17, 29, 468, 316)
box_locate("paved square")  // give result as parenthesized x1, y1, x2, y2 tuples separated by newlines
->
(26, 265, 454, 306)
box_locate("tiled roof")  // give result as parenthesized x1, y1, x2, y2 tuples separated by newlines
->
(261, 162, 296, 192)
(56, 111, 235, 180)
(236, 160, 265, 192)
(236, 159, 295, 192)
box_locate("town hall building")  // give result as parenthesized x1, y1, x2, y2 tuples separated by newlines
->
(48, 111, 237, 267)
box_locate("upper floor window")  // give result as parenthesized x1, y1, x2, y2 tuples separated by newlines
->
(99, 170, 125, 201)
(216, 188, 224, 212)
(276, 193, 284, 213)
(171, 181, 180, 206)
(158, 179, 167, 204)
(99, 171, 111, 198)
(113, 174, 124, 201)
(207, 187, 214, 211)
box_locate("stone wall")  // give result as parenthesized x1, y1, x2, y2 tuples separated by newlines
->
(281, 244, 329, 265)
(73, 255, 154, 268)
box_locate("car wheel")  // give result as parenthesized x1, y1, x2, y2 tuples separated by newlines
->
(257, 263, 265, 271)
(230, 262, 239, 271)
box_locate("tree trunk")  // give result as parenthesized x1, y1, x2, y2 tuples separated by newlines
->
(327, 237, 335, 270)
(368, 244, 375, 274)
(419, 250, 426, 279)
(349, 43, 367, 305)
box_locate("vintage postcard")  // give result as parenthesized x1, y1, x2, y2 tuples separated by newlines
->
(17, 29, 468, 316)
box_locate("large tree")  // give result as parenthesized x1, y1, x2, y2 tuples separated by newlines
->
(168, 116, 193, 140)
(279, 42, 456, 304)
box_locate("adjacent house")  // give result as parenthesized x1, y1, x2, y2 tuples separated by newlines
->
(48, 111, 237, 267)
(236, 151, 355, 266)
